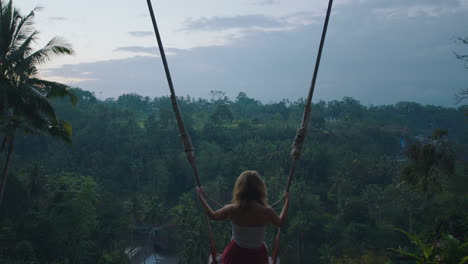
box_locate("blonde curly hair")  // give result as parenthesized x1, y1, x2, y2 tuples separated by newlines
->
(231, 170, 268, 208)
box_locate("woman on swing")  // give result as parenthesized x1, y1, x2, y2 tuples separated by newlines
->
(197, 170, 290, 264)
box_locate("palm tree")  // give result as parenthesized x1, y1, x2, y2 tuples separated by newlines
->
(401, 129, 455, 193)
(328, 169, 353, 215)
(0, 0, 77, 207)
(455, 37, 467, 104)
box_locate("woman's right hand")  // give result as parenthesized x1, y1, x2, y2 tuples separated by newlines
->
(196, 186, 205, 198)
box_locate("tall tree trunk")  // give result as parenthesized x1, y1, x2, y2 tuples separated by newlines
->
(409, 212, 413, 233)
(0, 134, 15, 208)
(0, 136, 6, 175)
(337, 182, 342, 215)
(297, 232, 300, 262)
(0, 136, 6, 152)
(301, 231, 304, 263)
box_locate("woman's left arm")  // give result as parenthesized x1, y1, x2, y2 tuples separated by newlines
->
(196, 187, 232, 220)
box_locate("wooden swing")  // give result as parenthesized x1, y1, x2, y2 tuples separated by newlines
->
(145, 0, 335, 263)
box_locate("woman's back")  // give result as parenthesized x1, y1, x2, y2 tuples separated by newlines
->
(230, 202, 271, 227)
(229, 202, 270, 249)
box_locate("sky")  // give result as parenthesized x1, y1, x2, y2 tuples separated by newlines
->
(14, 0, 468, 106)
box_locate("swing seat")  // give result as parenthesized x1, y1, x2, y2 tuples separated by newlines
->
(207, 254, 221, 264)
(207, 254, 280, 264)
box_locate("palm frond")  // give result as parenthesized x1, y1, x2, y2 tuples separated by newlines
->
(10, 53, 37, 79)
(1, 80, 24, 109)
(388, 247, 425, 262)
(0, 0, 15, 58)
(12, 118, 42, 135)
(459, 256, 468, 264)
(11, 36, 74, 77)
(27, 36, 74, 65)
(19, 84, 57, 118)
(29, 78, 78, 105)
(48, 119, 72, 144)
(6, 6, 24, 54)
(395, 228, 425, 251)
(5, 30, 38, 64)
(10, 9, 37, 52)
(15, 104, 49, 132)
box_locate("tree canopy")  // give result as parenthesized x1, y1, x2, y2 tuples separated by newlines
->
(1, 88, 466, 264)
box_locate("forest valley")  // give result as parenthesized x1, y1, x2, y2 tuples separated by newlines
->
(0, 89, 466, 264)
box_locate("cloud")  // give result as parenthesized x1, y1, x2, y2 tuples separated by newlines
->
(128, 31, 153, 37)
(181, 12, 324, 34)
(343, 0, 464, 18)
(183, 15, 284, 31)
(114, 46, 184, 56)
(347, 0, 460, 8)
(282, 11, 323, 26)
(114, 46, 158, 55)
(253, 0, 280, 6)
(39, 75, 96, 85)
(373, 5, 461, 19)
(49, 16, 67, 21)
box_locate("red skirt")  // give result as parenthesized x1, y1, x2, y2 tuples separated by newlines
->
(221, 240, 268, 264)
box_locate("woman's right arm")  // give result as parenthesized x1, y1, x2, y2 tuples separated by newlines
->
(269, 192, 290, 227)
(196, 186, 232, 221)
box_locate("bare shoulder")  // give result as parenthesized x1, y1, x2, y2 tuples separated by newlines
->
(222, 204, 236, 214)
(223, 204, 236, 211)
(265, 205, 276, 215)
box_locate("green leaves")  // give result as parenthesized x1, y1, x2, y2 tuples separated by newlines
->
(395, 228, 425, 251)
(401, 131, 455, 193)
(390, 228, 468, 264)
(388, 246, 425, 263)
(0, 0, 76, 144)
(26, 36, 74, 66)
(30, 78, 78, 105)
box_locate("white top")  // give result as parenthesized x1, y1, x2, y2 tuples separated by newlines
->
(231, 223, 266, 249)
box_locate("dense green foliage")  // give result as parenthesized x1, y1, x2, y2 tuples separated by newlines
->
(0, 0, 76, 210)
(0, 88, 466, 263)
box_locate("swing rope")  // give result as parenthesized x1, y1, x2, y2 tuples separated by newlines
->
(272, 1, 334, 262)
(145, 1, 218, 263)
(145, 0, 334, 262)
